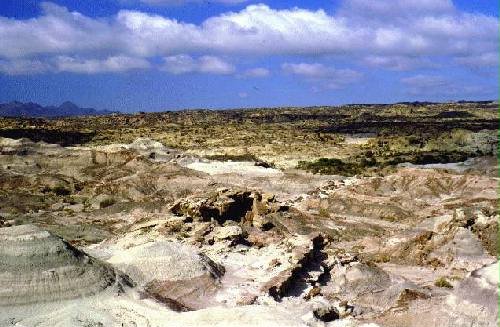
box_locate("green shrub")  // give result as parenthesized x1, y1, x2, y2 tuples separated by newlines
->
(434, 277, 453, 288)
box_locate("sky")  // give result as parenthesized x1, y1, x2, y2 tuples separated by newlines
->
(0, 0, 498, 112)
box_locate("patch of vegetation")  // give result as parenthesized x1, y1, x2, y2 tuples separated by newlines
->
(297, 157, 376, 176)
(0, 128, 95, 146)
(99, 197, 116, 209)
(435, 111, 475, 118)
(380, 214, 399, 222)
(434, 277, 453, 288)
(63, 208, 75, 216)
(370, 253, 391, 263)
(52, 184, 71, 196)
(318, 207, 330, 217)
(383, 151, 471, 166)
(1, 101, 497, 171)
(298, 145, 481, 176)
(298, 158, 353, 175)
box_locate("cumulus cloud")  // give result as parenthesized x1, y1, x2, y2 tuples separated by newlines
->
(161, 55, 234, 74)
(402, 74, 448, 91)
(282, 63, 362, 82)
(55, 56, 150, 73)
(282, 63, 332, 79)
(282, 63, 362, 89)
(401, 74, 491, 96)
(0, 1, 497, 74)
(362, 56, 438, 71)
(0, 58, 52, 75)
(0, 56, 149, 75)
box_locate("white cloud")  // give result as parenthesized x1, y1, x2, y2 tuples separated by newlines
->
(0, 58, 52, 75)
(282, 63, 331, 79)
(455, 52, 499, 68)
(282, 62, 362, 89)
(198, 56, 235, 74)
(238, 92, 248, 98)
(240, 67, 270, 78)
(161, 55, 197, 74)
(0, 3, 121, 59)
(0, 55, 149, 75)
(362, 56, 438, 71)
(161, 55, 234, 74)
(401, 74, 491, 96)
(55, 56, 150, 73)
(402, 74, 448, 89)
(0, 1, 497, 74)
(282, 63, 362, 81)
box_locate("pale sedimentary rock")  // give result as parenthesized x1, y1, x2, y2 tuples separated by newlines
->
(0, 224, 127, 306)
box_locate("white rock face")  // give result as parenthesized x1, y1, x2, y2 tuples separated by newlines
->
(187, 161, 284, 177)
(0, 136, 497, 327)
(3, 298, 308, 327)
(0, 226, 309, 327)
(0, 225, 123, 306)
(90, 236, 225, 310)
(443, 261, 499, 327)
(105, 240, 221, 284)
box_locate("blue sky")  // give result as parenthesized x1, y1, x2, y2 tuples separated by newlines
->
(0, 0, 498, 112)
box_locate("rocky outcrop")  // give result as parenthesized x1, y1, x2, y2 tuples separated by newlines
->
(0, 135, 497, 327)
(97, 239, 225, 310)
(442, 261, 499, 327)
(0, 224, 128, 306)
(171, 188, 255, 224)
(264, 234, 327, 300)
(171, 188, 286, 227)
(313, 303, 340, 322)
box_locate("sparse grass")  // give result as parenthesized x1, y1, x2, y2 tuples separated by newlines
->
(63, 208, 75, 216)
(1, 102, 497, 171)
(318, 207, 330, 217)
(434, 277, 453, 288)
(372, 253, 391, 263)
(381, 214, 398, 222)
(99, 198, 116, 209)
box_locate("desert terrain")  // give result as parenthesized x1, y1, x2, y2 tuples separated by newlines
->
(0, 101, 498, 327)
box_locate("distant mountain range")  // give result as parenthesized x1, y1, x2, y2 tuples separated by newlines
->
(0, 101, 117, 118)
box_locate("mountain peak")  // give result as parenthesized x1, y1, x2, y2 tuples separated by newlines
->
(59, 101, 79, 110)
